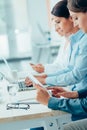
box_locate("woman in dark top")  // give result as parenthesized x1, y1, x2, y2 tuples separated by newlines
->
(62, 0, 87, 129)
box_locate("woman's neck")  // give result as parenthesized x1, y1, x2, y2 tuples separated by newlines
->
(65, 26, 79, 37)
(64, 27, 79, 50)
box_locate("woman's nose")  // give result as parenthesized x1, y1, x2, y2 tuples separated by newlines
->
(55, 26, 60, 32)
(74, 21, 79, 27)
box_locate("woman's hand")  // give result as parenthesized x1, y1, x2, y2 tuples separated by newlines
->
(34, 84, 51, 105)
(47, 87, 79, 98)
(36, 74, 47, 84)
(57, 91, 79, 99)
(25, 77, 33, 86)
(47, 87, 67, 98)
(30, 63, 44, 73)
(25, 74, 47, 86)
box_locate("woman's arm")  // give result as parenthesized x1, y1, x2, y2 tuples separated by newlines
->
(34, 84, 87, 115)
(57, 88, 87, 99)
(46, 36, 87, 86)
(78, 88, 87, 98)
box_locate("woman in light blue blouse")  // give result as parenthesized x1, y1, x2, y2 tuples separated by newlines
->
(29, 6, 87, 89)
(26, 3, 87, 90)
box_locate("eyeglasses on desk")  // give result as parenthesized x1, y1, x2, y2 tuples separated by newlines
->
(6, 103, 30, 110)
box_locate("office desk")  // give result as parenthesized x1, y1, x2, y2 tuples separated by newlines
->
(0, 90, 71, 130)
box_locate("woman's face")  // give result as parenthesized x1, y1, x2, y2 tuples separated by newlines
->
(52, 15, 73, 36)
(70, 11, 87, 33)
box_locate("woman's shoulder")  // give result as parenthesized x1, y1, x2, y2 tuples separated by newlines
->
(78, 33, 87, 46)
(78, 34, 87, 53)
(80, 33, 87, 42)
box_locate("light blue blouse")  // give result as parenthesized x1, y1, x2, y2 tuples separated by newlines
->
(46, 30, 87, 91)
(47, 30, 87, 115)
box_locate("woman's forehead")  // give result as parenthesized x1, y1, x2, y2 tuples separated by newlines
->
(69, 10, 79, 17)
(51, 15, 62, 21)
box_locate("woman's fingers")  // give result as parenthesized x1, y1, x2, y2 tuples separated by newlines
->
(30, 63, 34, 66)
(57, 91, 79, 98)
(47, 87, 55, 90)
(47, 87, 66, 92)
(25, 77, 33, 86)
(30, 63, 44, 73)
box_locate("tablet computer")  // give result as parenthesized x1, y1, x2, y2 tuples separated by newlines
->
(28, 73, 52, 96)
(28, 73, 45, 88)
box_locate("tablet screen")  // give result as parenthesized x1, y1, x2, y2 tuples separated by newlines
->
(28, 73, 44, 88)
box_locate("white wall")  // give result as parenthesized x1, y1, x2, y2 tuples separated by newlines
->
(50, 0, 65, 46)
(11, 0, 31, 56)
(27, 0, 50, 43)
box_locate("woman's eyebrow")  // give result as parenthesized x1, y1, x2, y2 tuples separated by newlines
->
(70, 14, 76, 17)
(55, 19, 60, 22)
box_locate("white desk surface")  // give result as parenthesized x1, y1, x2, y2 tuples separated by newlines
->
(0, 90, 68, 124)
(0, 69, 71, 130)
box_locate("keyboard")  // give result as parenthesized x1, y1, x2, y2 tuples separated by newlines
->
(18, 81, 35, 91)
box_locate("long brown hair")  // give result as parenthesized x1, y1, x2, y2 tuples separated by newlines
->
(67, 0, 87, 12)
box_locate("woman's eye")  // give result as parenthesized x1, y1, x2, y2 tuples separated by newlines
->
(56, 21, 60, 24)
(75, 17, 78, 20)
